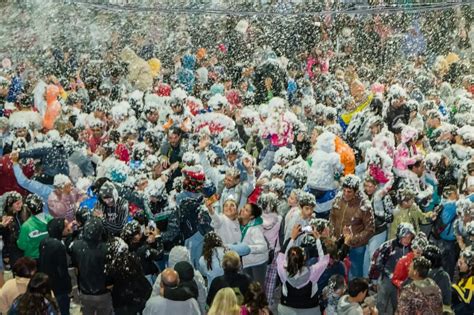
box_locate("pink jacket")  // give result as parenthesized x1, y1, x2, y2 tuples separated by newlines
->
(306, 56, 317, 79)
(261, 212, 282, 251)
(319, 58, 330, 74)
(263, 113, 294, 147)
(47, 188, 86, 222)
(393, 143, 418, 171)
(277, 239, 330, 296)
(306, 57, 330, 78)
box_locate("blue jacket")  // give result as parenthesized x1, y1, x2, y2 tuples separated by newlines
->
(6, 75, 22, 103)
(440, 200, 457, 241)
(13, 164, 52, 214)
(19, 144, 69, 178)
(424, 176, 441, 212)
(80, 188, 98, 210)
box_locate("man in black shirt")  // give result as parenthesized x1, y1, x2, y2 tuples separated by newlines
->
(207, 251, 252, 307)
(70, 217, 112, 315)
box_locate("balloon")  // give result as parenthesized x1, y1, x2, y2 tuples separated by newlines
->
(1, 58, 11, 69)
(148, 58, 161, 77)
(157, 83, 171, 97)
(196, 48, 207, 60)
(45, 84, 60, 106)
(43, 100, 61, 130)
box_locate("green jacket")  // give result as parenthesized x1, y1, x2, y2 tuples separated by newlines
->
(389, 205, 428, 240)
(17, 214, 53, 259)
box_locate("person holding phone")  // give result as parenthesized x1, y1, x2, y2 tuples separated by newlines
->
(330, 175, 375, 278)
(276, 224, 330, 315)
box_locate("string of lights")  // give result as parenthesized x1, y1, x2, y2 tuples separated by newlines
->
(72, 0, 472, 16)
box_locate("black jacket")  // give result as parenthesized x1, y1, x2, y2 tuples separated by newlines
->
(19, 142, 69, 178)
(0, 209, 29, 266)
(70, 218, 110, 295)
(106, 246, 152, 311)
(129, 237, 163, 276)
(385, 103, 410, 133)
(207, 271, 252, 306)
(38, 219, 72, 295)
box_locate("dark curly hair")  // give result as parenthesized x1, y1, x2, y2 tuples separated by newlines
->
(202, 232, 225, 271)
(286, 246, 305, 278)
(15, 272, 58, 315)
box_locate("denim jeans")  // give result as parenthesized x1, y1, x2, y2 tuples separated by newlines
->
(349, 245, 366, 279)
(55, 293, 70, 315)
(363, 230, 387, 277)
(432, 238, 458, 280)
(184, 231, 204, 269)
(376, 276, 397, 315)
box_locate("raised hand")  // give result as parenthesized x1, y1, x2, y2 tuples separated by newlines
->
(291, 224, 302, 240)
(199, 135, 210, 151)
(10, 151, 19, 163)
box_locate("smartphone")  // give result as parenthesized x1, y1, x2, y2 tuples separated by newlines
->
(207, 194, 220, 205)
(302, 225, 313, 233)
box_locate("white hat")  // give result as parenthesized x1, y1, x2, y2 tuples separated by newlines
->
(53, 174, 71, 188)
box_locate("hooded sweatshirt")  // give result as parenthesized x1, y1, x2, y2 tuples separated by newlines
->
(106, 238, 152, 311)
(389, 204, 427, 240)
(151, 246, 207, 315)
(38, 218, 72, 295)
(336, 295, 363, 315)
(70, 218, 109, 295)
(240, 217, 269, 268)
(17, 213, 53, 259)
(307, 132, 343, 191)
(95, 181, 129, 236)
(276, 239, 330, 309)
(369, 237, 412, 280)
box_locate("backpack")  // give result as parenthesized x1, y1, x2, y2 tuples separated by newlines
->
(430, 204, 455, 240)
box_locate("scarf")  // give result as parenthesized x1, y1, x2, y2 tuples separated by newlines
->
(240, 217, 263, 241)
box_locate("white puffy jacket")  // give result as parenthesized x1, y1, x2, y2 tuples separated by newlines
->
(241, 221, 269, 268)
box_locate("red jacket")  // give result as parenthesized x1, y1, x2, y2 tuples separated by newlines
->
(114, 143, 130, 163)
(0, 154, 35, 196)
(87, 134, 107, 153)
(247, 185, 263, 205)
(392, 251, 415, 289)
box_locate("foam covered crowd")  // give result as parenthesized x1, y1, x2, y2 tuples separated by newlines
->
(0, 2, 473, 315)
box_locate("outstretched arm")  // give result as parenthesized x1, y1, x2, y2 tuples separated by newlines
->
(12, 163, 52, 203)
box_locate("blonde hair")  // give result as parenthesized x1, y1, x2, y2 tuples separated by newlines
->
(222, 251, 241, 272)
(208, 288, 240, 315)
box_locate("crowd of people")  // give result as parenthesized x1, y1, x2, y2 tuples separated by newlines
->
(0, 2, 473, 315)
